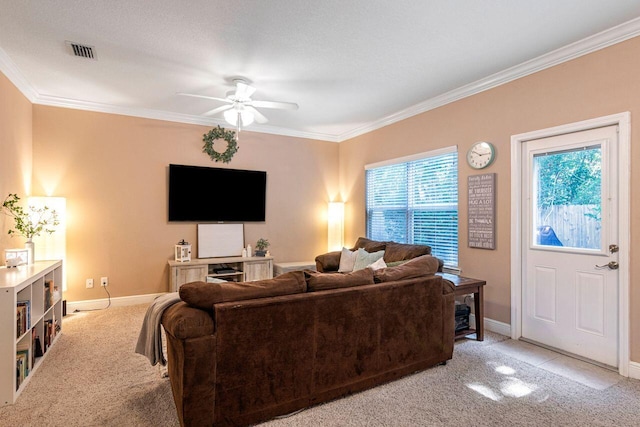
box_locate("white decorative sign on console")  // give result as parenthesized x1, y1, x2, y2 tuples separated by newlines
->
(197, 224, 244, 258)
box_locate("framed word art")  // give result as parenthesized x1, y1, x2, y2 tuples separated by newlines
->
(468, 173, 496, 249)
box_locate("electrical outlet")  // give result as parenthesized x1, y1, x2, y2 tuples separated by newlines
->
(100, 277, 108, 287)
(86, 278, 94, 289)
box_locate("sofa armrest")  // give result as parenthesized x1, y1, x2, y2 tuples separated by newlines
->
(440, 278, 455, 295)
(162, 302, 217, 427)
(162, 301, 215, 340)
(315, 250, 341, 273)
(441, 280, 455, 359)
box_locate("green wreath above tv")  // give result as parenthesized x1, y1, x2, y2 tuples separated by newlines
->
(202, 126, 238, 163)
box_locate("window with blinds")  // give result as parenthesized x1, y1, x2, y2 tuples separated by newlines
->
(366, 148, 458, 267)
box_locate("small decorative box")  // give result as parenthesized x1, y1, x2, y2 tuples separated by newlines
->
(5, 249, 29, 268)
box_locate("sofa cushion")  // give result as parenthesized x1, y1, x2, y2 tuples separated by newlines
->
(368, 257, 387, 271)
(386, 260, 409, 267)
(383, 242, 431, 263)
(180, 271, 307, 310)
(304, 268, 375, 291)
(315, 250, 341, 272)
(353, 249, 385, 271)
(373, 254, 440, 283)
(338, 247, 358, 273)
(351, 237, 387, 253)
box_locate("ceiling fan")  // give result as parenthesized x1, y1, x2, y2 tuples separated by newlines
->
(178, 79, 299, 128)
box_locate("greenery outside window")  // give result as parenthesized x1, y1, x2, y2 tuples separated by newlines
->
(365, 147, 458, 267)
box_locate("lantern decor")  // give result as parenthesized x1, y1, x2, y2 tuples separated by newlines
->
(174, 239, 192, 262)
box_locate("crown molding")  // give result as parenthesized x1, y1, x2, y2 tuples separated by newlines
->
(33, 94, 341, 142)
(2, 17, 640, 143)
(0, 47, 38, 102)
(0, 46, 339, 142)
(337, 16, 640, 142)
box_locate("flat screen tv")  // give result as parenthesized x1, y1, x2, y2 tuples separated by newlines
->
(168, 164, 266, 222)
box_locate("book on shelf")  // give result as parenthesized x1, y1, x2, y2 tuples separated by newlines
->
(16, 349, 29, 390)
(16, 300, 31, 338)
(44, 279, 55, 310)
(33, 330, 43, 358)
(43, 319, 57, 351)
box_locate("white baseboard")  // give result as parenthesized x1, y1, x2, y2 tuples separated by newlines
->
(628, 361, 640, 380)
(484, 317, 512, 336)
(67, 293, 167, 312)
(470, 314, 512, 337)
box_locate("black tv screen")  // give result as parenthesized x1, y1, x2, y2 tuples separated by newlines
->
(168, 164, 266, 222)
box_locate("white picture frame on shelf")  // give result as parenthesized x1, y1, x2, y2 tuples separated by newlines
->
(197, 224, 244, 258)
(4, 249, 28, 267)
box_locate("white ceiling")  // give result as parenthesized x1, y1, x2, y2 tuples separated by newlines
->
(1, 1, 640, 142)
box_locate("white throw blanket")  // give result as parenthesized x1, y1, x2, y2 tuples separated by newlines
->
(135, 292, 181, 366)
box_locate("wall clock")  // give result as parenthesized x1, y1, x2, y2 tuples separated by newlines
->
(467, 141, 496, 169)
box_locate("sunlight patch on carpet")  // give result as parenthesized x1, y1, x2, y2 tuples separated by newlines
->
(500, 378, 537, 398)
(467, 383, 502, 401)
(495, 365, 516, 375)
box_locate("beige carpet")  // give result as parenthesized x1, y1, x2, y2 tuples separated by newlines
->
(0, 305, 178, 426)
(1, 304, 639, 426)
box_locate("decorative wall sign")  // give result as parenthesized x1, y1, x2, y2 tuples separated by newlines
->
(468, 173, 496, 249)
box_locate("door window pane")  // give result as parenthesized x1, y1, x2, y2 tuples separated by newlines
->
(533, 145, 601, 250)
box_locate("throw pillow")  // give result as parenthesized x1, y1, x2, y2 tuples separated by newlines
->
(368, 257, 387, 271)
(385, 260, 409, 268)
(383, 242, 431, 263)
(338, 247, 357, 273)
(304, 268, 375, 291)
(373, 254, 439, 283)
(180, 271, 306, 310)
(352, 249, 385, 271)
(351, 237, 387, 253)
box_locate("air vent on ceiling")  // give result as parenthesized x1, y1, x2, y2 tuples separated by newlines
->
(65, 41, 97, 60)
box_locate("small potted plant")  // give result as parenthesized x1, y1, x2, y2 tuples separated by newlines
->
(1, 193, 59, 264)
(255, 238, 270, 257)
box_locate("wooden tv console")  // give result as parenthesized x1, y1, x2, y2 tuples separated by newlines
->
(168, 256, 273, 292)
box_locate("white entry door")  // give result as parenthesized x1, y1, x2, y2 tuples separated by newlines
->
(521, 125, 619, 367)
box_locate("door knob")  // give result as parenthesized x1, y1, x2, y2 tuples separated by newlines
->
(595, 261, 619, 270)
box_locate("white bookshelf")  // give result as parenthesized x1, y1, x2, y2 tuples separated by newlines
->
(0, 260, 63, 406)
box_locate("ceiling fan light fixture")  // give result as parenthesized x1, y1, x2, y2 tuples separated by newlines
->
(224, 108, 255, 127)
(179, 78, 295, 126)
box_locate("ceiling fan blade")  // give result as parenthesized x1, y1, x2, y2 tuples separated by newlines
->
(176, 92, 230, 103)
(246, 106, 268, 124)
(202, 104, 234, 117)
(235, 82, 256, 99)
(250, 100, 299, 110)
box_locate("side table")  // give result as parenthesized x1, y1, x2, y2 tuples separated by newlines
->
(273, 261, 317, 276)
(437, 272, 486, 341)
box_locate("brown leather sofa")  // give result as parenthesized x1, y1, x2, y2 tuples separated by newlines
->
(161, 254, 454, 427)
(315, 236, 443, 273)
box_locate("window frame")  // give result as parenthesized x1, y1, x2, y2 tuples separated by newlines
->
(365, 146, 459, 267)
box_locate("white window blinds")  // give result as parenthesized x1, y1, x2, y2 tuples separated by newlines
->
(366, 148, 458, 266)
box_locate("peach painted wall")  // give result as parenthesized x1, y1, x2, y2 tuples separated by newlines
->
(31, 106, 338, 302)
(0, 73, 32, 250)
(340, 36, 640, 362)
